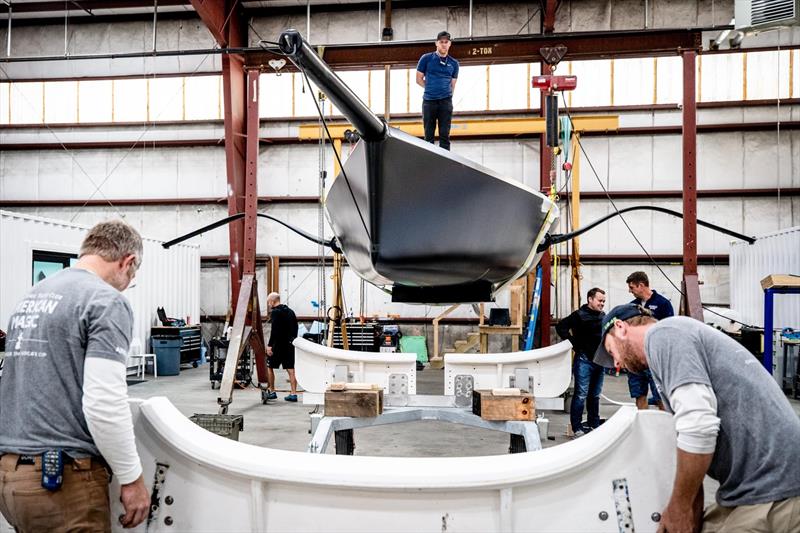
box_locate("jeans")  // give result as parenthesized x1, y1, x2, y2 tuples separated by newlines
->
(570, 353, 605, 432)
(627, 369, 661, 401)
(422, 97, 453, 150)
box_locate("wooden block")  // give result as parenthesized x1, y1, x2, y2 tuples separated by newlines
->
(472, 389, 534, 421)
(324, 389, 383, 417)
(329, 382, 380, 392)
(761, 274, 800, 290)
(491, 388, 521, 396)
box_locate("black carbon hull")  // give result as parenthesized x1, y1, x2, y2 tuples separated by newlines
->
(325, 128, 558, 303)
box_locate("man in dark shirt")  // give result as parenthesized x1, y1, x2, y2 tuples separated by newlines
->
(266, 292, 299, 402)
(556, 287, 607, 437)
(626, 271, 674, 410)
(416, 30, 459, 150)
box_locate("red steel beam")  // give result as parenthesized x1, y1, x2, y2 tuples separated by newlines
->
(542, 0, 558, 34)
(222, 56, 246, 304)
(682, 50, 704, 321)
(683, 50, 698, 278)
(0, 196, 320, 207)
(6, 189, 800, 209)
(199, 254, 731, 266)
(244, 28, 702, 70)
(189, 0, 232, 47)
(192, 0, 249, 307)
(555, 254, 730, 265)
(6, 120, 800, 152)
(556, 188, 800, 200)
(243, 69, 260, 277)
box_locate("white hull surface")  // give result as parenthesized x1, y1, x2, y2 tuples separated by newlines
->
(111, 398, 675, 533)
(295, 338, 573, 405)
(294, 337, 418, 404)
(444, 340, 573, 398)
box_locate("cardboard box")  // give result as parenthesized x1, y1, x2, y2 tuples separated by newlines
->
(472, 389, 535, 421)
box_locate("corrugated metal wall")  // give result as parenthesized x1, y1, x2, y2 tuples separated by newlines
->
(0, 210, 200, 352)
(730, 226, 800, 329)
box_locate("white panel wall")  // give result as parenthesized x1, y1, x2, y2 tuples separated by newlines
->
(553, 263, 730, 321)
(730, 226, 800, 329)
(0, 210, 200, 353)
(0, 19, 222, 79)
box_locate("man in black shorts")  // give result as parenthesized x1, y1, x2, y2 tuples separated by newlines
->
(266, 292, 299, 402)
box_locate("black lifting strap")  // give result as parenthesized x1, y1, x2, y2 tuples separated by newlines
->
(162, 212, 341, 253)
(538, 205, 756, 252)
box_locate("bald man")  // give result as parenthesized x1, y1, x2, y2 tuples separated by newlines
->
(266, 293, 299, 402)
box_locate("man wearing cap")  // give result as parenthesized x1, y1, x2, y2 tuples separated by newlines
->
(626, 271, 673, 410)
(416, 31, 459, 151)
(596, 304, 800, 533)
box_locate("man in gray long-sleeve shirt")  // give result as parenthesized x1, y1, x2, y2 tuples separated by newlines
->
(595, 304, 800, 533)
(0, 220, 150, 532)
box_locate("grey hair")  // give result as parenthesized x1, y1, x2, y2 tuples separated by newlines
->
(79, 220, 143, 265)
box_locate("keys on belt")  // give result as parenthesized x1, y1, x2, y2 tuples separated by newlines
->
(1, 453, 100, 470)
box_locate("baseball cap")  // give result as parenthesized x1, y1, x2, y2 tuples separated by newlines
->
(593, 304, 653, 368)
(437, 31, 451, 41)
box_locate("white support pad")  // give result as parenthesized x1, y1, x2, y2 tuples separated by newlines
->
(293, 337, 417, 395)
(444, 340, 573, 398)
(110, 398, 676, 532)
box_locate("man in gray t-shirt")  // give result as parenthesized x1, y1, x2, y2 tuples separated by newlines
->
(595, 304, 800, 533)
(0, 220, 150, 532)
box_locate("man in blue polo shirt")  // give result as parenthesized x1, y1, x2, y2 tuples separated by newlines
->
(416, 31, 459, 150)
(626, 271, 674, 410)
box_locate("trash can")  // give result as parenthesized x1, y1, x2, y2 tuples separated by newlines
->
(151, 336, 182, 376)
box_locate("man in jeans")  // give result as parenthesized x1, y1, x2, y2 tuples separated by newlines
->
(0, 220, 150, 531)
(556, 287, 607, 438)
(416, 30, 459, 150)
(626, 270, 673, 410)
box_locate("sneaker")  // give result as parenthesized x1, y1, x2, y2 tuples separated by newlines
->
(267, 391, 277, 400)
(284, 394, 298, 402)
(571, 429, 587, 439)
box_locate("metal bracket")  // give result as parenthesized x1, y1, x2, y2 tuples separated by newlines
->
(146, 462, 170, 528)
(509, 368, 534, 394)
(612, 478, 635, 533)
(388, 373, 408, 395)
(386, 373, 410, 406)
(309, 412, 323, 436)
(540, 45, 568, 65)
(454, 375, 474, 407)
(334, 365, 349, 383)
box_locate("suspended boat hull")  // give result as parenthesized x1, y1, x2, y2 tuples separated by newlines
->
(326, 128, 559, 302)
(278, 30, 558, 303)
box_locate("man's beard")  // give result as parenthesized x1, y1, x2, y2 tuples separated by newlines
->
(618, 338, 648, 374)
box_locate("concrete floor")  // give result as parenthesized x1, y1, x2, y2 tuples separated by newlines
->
(128, 362, 800, 506)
